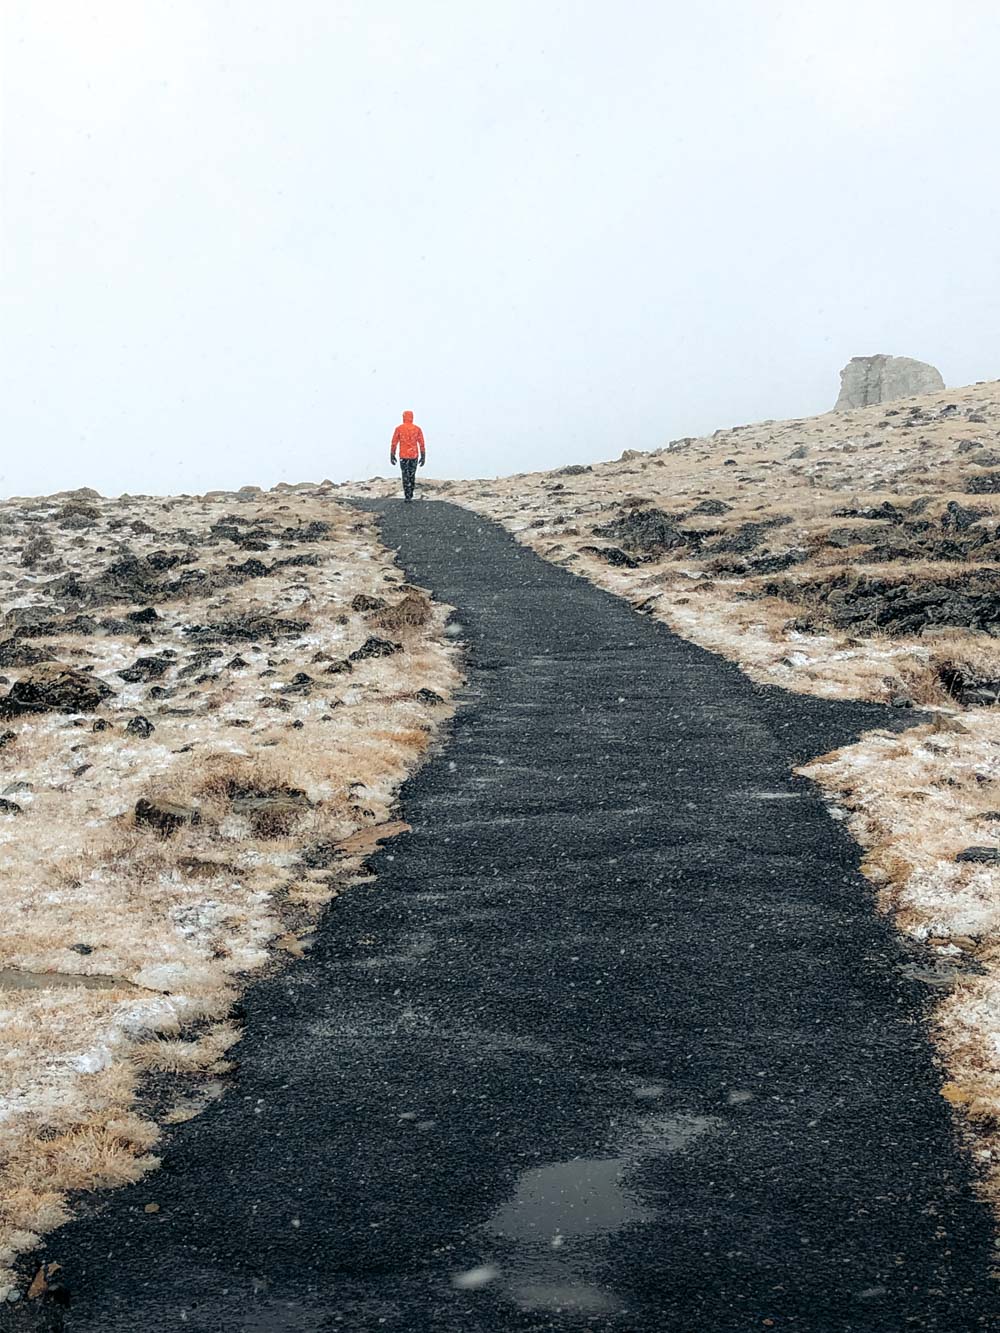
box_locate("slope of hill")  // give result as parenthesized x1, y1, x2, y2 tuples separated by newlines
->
(350, 378, 1000, 1210)
(0, 488, 458, 1292)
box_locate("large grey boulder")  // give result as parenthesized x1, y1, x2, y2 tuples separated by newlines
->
(835, 355, 944, 410)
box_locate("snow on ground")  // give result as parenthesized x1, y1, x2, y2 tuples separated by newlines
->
(0, 486, 460, 1292)
(349, 379, 1000, 1211)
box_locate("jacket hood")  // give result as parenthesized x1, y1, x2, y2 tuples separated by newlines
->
(402, 410, 414, 423)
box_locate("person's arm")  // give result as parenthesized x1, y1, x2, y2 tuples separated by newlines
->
(390, 426, 400, 465)
(417, 426, 426, 466)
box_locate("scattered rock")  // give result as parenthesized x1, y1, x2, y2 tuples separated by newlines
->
(351, 593, 387, 612)
(125, 715, 155, 738)
(349, 636, 402, 661)
(956, 847, 1000, 863)
(938, 663, 1000, 707)
(0, 640, 59, 669)
(556, 464, 593, 476)
(184, 614, 310, 643)
(135, 797, 200, 835)
(592, 506, 688, 557)
(414, 688, 444, 705)
(579, 545, 640, 569)
(0, 799, 22, 816)
(0, 663, 114, 717)
(965, 472, 1000, 495)
(118, 655, 173, 684)
(230, 787, 312, 837)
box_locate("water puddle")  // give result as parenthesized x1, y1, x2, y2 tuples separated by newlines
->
(489, 1157, 648, 1241)
(471, 1106, 722, 1318)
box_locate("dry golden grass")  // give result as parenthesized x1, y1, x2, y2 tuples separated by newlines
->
(0, 487, 460, 1292)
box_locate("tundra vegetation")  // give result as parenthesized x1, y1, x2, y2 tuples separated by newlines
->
(0, 486, 458, 1291)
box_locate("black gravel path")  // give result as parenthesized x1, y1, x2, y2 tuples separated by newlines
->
(14, 501, 998, 1332)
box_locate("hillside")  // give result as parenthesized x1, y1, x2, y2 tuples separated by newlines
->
(0, 488, 458, 1292)
(351, 379, 1000, 1208)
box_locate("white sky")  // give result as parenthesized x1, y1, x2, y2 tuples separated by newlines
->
(2, 0, 999, 496)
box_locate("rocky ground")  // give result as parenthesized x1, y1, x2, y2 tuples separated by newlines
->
(351, 378, 1000, 1217)
(0, 485, 459, 1294)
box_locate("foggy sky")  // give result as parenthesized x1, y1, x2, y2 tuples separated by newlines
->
(2, 1, 998, 497)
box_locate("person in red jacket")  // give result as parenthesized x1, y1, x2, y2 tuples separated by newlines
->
(390, 410, 426, 502)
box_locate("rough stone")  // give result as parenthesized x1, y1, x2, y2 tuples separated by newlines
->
(125, 715, 155, 738)
(0, 664, 114, 717)
(592, 507, 688, 556)
(578, 544, 640, 569)
(834, 355, 944, 410)
(135, 797, 201, 836)
(118, 656, 173, 684)
(349, 636, 403, 661)
(956, 846, 1000, 863)
(351, 593, 387, 613)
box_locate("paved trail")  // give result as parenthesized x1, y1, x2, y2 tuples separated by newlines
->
(25, 502, 998, 1331)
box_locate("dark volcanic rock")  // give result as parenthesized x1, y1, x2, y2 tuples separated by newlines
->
(118, 656, 173, 684)
(0, 640, 59, 669)
(942, 501, 987, 532)
(125, 715, 155, 738)
(349, 637, 402, 661)
(278, 521, 331, 543)
(579, 544, 640, 568)
(773, 567, 1000, 637)
(184, 614, 310, 643)
(956, 846, 1000, 863)
(351, 594, 388, 612)
(938, 664, 1000, 708)
(177, 649, 224, 678)
(707, 517, 791, 555)
(592, 506, 688, 556)
(965, 473, 1000, 495)
(0, 664, 114, 717)
(688, 499, 733, 516)
(0, 798, 22, 816)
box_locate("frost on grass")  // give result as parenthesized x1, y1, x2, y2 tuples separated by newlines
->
(345, 380, 1000, 1219)
(0, 487, 459, 1291)
(801, 715, 1000, 1199)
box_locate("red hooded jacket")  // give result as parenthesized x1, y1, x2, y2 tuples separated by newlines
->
(391, 411, 425, 462)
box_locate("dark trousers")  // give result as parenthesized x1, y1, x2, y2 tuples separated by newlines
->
(400, 457, 419, 500)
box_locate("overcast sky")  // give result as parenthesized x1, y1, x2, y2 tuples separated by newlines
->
(2, 1, 998, 497)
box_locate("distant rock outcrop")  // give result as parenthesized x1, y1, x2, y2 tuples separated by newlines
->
(835, 355, 944, 410)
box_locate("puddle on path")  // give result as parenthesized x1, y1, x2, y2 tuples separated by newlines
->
(473, 1107, 722, 1318)
(489, 1157, 647, 1241)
